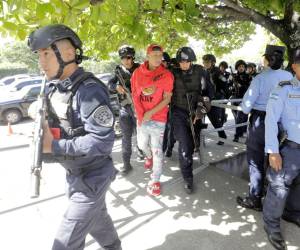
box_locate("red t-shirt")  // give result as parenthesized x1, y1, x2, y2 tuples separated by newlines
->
(131, 62, 174, 124)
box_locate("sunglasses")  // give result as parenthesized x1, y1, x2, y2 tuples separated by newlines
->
(121, 56, 133, 60)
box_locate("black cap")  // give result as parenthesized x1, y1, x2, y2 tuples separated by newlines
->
(293, 48, 300, 64)
(263, 45, 285, 56)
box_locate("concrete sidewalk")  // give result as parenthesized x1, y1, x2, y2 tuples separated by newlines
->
(0, 117, 299, 250)
(0, 136, 299, 250)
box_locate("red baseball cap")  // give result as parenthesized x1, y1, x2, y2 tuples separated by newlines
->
(147, 44, 163, 54)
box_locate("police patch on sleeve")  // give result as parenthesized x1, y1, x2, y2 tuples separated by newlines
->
(269, 92, 279, 100)
(92, 105, 114, 127)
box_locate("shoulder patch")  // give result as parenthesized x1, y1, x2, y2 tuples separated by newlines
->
(278, 81, 292, 87)
(92, 105, 114, 127)
(269, 92, 279, 100)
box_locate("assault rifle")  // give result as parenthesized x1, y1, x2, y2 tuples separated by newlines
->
(115, 68, 135, 113)
(186, 92, 201, 164)
(30, 77, 47, 198)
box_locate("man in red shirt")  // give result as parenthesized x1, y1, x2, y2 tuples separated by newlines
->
(131, 44, 174, 196)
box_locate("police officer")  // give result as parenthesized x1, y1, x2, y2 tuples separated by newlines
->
(28, 24, 121, 250)
(203, 54, 228, 145)
(219, 61, 231, 99)
(231, 59, 251, 142)
(108, 45, 143, 175)
(263, 49, 300, 250)
(236, 45, 292, 211)
(172, 47, 213, 194)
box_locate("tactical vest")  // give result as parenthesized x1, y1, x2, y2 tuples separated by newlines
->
(172, 64, 203, 111)
(115, 63, 139, 106)
(47, 72, 107, 139)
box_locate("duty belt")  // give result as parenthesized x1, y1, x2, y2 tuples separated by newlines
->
(284, 140, 300, 149)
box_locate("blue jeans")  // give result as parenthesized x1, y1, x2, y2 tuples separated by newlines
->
(137, 120, 165, 182)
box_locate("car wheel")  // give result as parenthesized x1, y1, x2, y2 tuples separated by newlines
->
(3, 109, 22, 124)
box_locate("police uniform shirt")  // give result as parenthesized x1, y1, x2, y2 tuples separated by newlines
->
(241, 68, 292, 114)
(51, 68, 115, 162)
(265, 76, 300, 153)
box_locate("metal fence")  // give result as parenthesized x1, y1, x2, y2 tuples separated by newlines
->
(198, 98, 247, 165)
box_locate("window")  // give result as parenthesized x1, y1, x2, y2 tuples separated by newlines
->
(26, 87, 41, 98)
(16, 79, 42, 90)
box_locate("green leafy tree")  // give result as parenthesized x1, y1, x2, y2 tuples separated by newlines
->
(0, 0, 299, 64)
(0, 41, 39, 73)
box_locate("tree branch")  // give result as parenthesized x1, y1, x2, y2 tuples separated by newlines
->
(199, 0, 289, 44)
(90, 0, 105, 6)
(284, 0, 295, 24)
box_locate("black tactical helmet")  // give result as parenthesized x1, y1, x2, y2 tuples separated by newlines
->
(202, 54, 216, 64)
(247, 62, 257, 69)
(219, 61, 228, 69)
(162, 52, 171, 62)
(118, 45, 135, 58)
(235, 59, 247, 70)
(176, 47, 196, 62)
(28, 24, 83, 80)
(28, 24, 82, 52)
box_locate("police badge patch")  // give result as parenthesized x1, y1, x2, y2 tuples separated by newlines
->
(92, 105, 114, 127)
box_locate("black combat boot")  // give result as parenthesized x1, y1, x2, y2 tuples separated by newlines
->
(184, 178, 194, 194)
(236, 196, 262, 211)
(165, 149, 172, 157)
(281, 214, 300, 227)
(264, 227, 287, 250)
(119, 162, 133, 176)
(233, 135, 239, 142)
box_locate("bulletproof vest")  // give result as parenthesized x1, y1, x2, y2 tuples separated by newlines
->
(233, 72, 251, 97)
(115, 63, 139, 105)
(47, 72, 105, 139)
(212, 67, 231, 99)
(172, 64, 203, 111)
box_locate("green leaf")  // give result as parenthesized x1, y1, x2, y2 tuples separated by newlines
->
(17, 28, 27, 40)
(71, 0, 90, 10)
(111, 25, 119, 33)
(36, 3, 55, 19)
(2, 21, 18, 31)
(148, 0, 162, 10)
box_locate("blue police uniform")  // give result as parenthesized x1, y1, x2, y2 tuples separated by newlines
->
(284, 174, 300, 221)
(238, 68, 292, 206)
(48, 68, 121, 250)
(263, 76, 300, 235)
(108, 63, 141, 172)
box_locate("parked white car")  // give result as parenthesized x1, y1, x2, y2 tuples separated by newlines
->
(0, 74, 31, 87)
